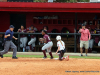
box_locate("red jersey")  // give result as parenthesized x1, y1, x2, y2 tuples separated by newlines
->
(19, 29, 27, 37)
(30, 30, 35, 38)
(43, 34, 51, 43)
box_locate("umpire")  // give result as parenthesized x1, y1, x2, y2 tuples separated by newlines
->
(0, 25, 18, 59)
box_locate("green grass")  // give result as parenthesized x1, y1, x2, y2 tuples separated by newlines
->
(3, 54, 100, 59)
(69, 56, 100, 59)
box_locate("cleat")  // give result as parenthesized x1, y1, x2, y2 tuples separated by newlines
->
(66, 56, 69, 61)
(43, 56, 47, 59)
(63, 57, 65, 59)
(80, 54, 83, 56)
(12, 56, 18, 59)
(0, 55, 3, 58)
(50, 57, 53, 59)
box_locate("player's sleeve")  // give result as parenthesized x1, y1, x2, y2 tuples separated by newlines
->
(43, 37, 46, 40)
(5, 31, 9, 35)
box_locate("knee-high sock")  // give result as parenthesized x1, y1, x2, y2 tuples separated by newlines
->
(59, 53, 61, 60)
(42, 50, 46, 57)
(49, 52, 53, 58)
(61, 53, 64, 57)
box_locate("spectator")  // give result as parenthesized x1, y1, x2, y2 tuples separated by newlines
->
(27, 25, 36, 51)
(94, 24, 100, 46)
(30, 25, 38, 32)
(88, 27, 94, 52)
(43, 26, 51, 33)
(17, 25, 27, 52)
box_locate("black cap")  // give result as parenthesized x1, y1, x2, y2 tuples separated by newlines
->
(9, 25, 14, 28)
(81, 24, 85, 26)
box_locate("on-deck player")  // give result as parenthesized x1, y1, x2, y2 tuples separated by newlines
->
(56, 35, 69, 60)
(39, 30, 53, 59)
(17, 25, 27, 52)
(0, 25, 18, 59)
(27, 25, 36, 51)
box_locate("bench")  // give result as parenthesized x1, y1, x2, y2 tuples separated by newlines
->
(65, 38, 74, 52)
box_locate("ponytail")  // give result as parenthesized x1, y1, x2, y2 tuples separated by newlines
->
(59, 40, 63, 46)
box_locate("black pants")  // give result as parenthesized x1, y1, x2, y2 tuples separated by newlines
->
(58, 50, 65, 60)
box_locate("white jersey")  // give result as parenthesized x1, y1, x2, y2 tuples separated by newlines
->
(57, 41, 65, 51)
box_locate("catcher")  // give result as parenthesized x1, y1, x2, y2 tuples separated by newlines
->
(39, 30, 53, 59)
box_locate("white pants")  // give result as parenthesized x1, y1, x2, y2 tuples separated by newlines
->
(28, 37, 36, 47)
(20, 37, 27, 48)
(42, 41, 53, 52)
(89, 39, 94, 48)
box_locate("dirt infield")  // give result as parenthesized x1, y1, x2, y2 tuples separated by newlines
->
(0, 57, 100, 75)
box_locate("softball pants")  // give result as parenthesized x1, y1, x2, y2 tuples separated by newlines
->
(20, 37, 27, 48)
(89, 39, 94, 48)
(42, 41, 53, 52)
(28, 37, 36, 47)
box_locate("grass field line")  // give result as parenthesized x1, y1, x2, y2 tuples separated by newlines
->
(8, 52, 100, 56)
(2, 52, 100, 59)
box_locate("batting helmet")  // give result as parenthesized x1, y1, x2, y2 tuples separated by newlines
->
(56, 35, 61, 40)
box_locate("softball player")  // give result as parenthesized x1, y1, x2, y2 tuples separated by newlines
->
(39, 30, 53, 59)
(18, 25, 27, 52)
(27, 25, 36, 51)
(56, 35, 69, 60)
(88, 27, 94, 52)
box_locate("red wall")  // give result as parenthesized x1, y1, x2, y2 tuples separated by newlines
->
(26, 12, 100, 32)
(26, 12, 76, 32)
(0, 12, 100, 32)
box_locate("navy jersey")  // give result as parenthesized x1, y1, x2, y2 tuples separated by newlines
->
(4, 29, 13, 40)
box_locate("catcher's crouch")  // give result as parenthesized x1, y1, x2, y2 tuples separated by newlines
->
(39, 30, 53, 59)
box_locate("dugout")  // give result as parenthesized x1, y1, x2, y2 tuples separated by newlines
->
(0, 2, 100, 52)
